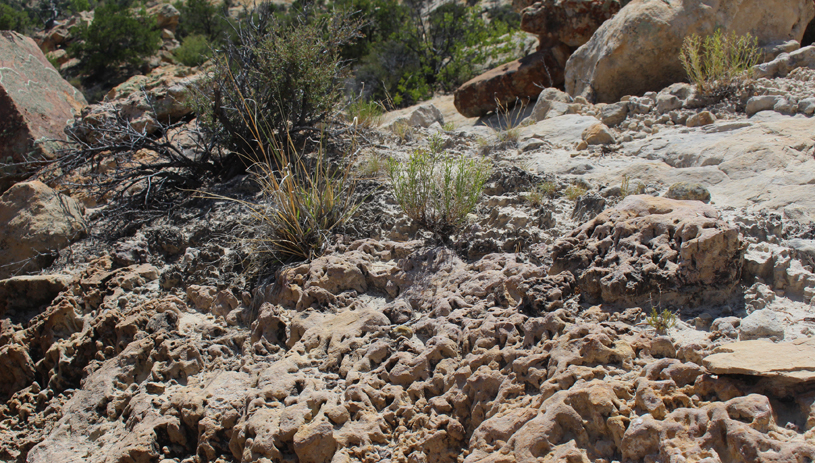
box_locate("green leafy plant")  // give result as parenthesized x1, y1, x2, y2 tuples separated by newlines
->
(428, 133, 445, 155)
(442, 121, 456, 132)
(173, 33, 212, 67)
(69, 2, 161, 76)
(387, 149, 490, 243)
(0, 3, 32, 32)
(174, 0, 229, 43)
(679, 30, 762, 97)
(646, 306, 677, 334)
(351, 0, 521, 106)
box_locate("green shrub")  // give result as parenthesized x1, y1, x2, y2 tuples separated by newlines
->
(646, 306, 677, 334)
(679, 30, 762, 97)
(387, 149, 489, 243)
(200, 6, 363, 154)
(69, 2, 161, 75)
(351, 0, 521, 106)
(173, 0, 228, 42)
(173, 33, 211, 67)
(0, 3, 32, 32)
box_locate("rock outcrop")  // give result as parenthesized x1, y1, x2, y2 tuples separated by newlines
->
(72, 65, 204, 140)
(454, 0, 619, 117)
(0, 181, 86, 280)
(551, 195, 743, 307)
(565, 0, 815, 102)
(0, 31, 87, 192)
(453, 46, 571, 118)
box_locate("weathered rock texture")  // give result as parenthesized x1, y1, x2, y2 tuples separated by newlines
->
(5, 238, 815, 463)
(453, 46, 571, 118)
(454, 0, 619, 117)
(72, 65, 203, 141)
(516, 0, 621, 48)
(565, 0, 815, 102)
(0, 181, 86, 280)
(0, 31, 87, 192)
(551, 195, 744, 306)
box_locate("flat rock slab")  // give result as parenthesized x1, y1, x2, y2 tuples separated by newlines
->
(703, 338, 815, 383)
(0, 31, 86, 191)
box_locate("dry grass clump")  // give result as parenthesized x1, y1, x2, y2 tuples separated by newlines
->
(679, 30, 762, 97)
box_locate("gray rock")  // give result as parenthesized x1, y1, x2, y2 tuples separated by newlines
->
(798, 97, 815, 115)
(745, 96, 780, 116)
(530, 88, 574, 122)
(408, 104, 444, 128)
(656, 94, 683, 114)
(753, 45, 815, 78)
(773, 98, 796, 115)
(599, 102, 628, 126)
(739, 309, 785, 341)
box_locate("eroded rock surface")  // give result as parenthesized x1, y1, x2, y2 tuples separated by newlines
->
(551, 195, 743, 307)
(0, 181, 86, 280)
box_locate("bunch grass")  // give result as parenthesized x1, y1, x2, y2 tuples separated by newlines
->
(679, 30, 762, 97)
(387, 149, 489, 243)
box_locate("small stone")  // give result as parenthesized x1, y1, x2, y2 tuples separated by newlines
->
(664, 182, 711, 203)
(798, 97, 815, 115)
(656, 94, 682, 114)
(582, 123, 616, 145)
(576, 140, 589, 150)
(745, 95, 780, 116)
(686, 111, 716, 127)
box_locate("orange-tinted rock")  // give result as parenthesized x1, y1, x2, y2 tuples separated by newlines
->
(453, 45, 570, 118)
(0, 32, 86, 192)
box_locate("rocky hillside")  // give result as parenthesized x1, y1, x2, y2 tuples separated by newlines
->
(2, 1, 815, 463)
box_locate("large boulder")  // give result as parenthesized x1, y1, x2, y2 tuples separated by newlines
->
(518, 0, 621, 48)
(0, 32, 87, 192)
(0, 181, 86, 279)
(565, 0, 815, 103)
(551, 195, 743, 307)
(454, 0, 619, 117)
(454, 46, 571, 118)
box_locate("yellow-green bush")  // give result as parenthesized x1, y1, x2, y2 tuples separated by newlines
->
(679, 30, 762, 96)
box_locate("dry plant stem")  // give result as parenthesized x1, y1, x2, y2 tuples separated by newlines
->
(203, 66, 359, 263)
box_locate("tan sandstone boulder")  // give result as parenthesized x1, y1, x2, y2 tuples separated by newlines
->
(0, 181, 86, 279)
(551, 195, 743, 307)
(0, 31, 87, 192)
(565, 0, 815, 103)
